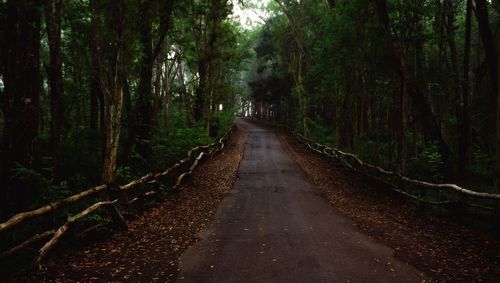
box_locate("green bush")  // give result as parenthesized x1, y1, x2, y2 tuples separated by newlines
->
(472, 149, 495, 181)
(151, 126, 211, 172)
(212, 109, 235, 137)
(409, 142, 444, 181)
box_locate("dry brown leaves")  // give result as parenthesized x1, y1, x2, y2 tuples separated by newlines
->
(278, 132, 500, 282)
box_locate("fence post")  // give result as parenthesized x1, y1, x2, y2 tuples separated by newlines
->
(418, 186, 427, 212)
(495, 200, 500, 234)
(450, 194, 467, 223)
(103, 183, 128, 230)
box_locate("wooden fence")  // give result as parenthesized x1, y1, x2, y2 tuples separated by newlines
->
(294, 133, 500, 221)
(0, 126, 233, 264)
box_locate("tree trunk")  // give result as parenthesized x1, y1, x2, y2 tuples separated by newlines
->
(445, 0, 463, 178)
(45, 0, 64, 180)
(123, 77, 134, 165)
(401, 58, 409, 175)
(275, 0, 309, 135)
(2, 0, 42, 212)
(136, 0, 153, 160)
(153, 49, 164, 122)
(176, 46, 189, 124)
(474, 0, 500, 224)
(101, 84, 124, 183)
(153, 0, 174, 60)
(91, 0, 125, 184)
(195, 58, 207, 122)
(496, 27, 500, 226)
(459, 0, 473, 183)
(90, 78, 100, 130)
(373, 0, 450, 166)
(475, 0, 498, 95)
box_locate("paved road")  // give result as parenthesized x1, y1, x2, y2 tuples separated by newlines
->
(177, 118, 425, 283)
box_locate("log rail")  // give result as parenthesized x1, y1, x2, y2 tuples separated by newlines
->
(0, 126, 233, 263)
(294, 133, 500, 215)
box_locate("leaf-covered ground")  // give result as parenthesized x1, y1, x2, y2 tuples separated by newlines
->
(10, 122, 500, 282)
(26, 126, 248, 282)
(278, 131, 500, 282)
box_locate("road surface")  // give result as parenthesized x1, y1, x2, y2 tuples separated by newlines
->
(177, 118, 426, 283)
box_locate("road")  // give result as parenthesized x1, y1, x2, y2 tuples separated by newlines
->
(177, 118, 426, 283)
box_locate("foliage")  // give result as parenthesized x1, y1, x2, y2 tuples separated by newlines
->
(411, 143, 445, 181)
(244, 0, 498, 192)
(212, 108, 236, 137)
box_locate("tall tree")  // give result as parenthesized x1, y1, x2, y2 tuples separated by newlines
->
(475, 0, 498, 95)
(136, 0, 154, 160)
(373, 0, 450, 167)
(136, 0, 175, 159)
(91, 0, 127, 184)
(274, 0, 309, 135)
(459, 0, 473, 182)
(45, 0, 64, 180)
(474, 0, 499, 205)
(192, 0, 231, 124)
(2, 0, 42, 211)
(444, 0, 464, 178)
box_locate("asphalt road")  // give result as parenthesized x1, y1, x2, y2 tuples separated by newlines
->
(177, 118, 426, 283)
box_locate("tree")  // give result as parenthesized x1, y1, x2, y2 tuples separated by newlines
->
(274, 0, 309, 135)
(190, 0, 233, 127)
(45, 0, 64, 180)
(473, 0, 500, 222)
(459, 0, 473, 182)
(2, 0, 42, 211)
(245, 0, 499, 186)
(373, 0, 450, 168)
(91, 0, 128, 184)
(0, 0, 244, 222)
(136, 0, 155, 160)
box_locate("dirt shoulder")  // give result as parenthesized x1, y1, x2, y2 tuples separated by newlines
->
(27, 125, 248, 282)
(278, 131, 500, 282)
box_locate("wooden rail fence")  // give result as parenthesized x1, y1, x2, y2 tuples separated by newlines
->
(0, 126, 233, 264)
(294, 133, 500, 220)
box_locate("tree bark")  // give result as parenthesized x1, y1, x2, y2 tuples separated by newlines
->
(136, 0, 154, 160)
(2, 0, 42, 212)
(195, 58, 207, 121)
(473, 0, 500, 225)
(45, 0, 64, 180)
(459, 0, 473, 183)
(152, 0, 174, 60)
(123, 77, 134, 165)
(91, 0, 125, 184)
(475, 0, 498, 95)
(445, 0, 464, 178)
(496, 25, 500, 226)
(90, 0, 128, 229)
(401, 60, 409, 175)
(90, 77, 100, 130)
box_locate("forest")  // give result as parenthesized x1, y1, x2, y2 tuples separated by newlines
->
(0, 0, 248, 218)
(247, 0, 499, 190)
(0, 0, 499, 280)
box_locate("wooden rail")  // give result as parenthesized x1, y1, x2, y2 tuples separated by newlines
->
(294, 133, 500, 204)
(0, 126, 233, 263)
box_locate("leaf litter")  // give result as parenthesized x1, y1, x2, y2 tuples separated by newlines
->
(27, 126, 248, 282)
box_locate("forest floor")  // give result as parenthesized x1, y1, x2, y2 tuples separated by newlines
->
(173, 118, 427, 283)
(12, 118, 500, 282)
(277, 129, 500, 282)
(25, 125, 249, 282)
